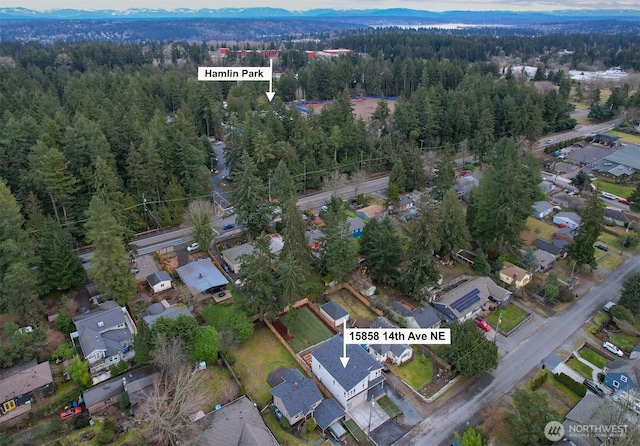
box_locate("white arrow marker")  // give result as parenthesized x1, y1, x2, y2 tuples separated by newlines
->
(340, 320, 350, 368)
(265, 59, 275, 102)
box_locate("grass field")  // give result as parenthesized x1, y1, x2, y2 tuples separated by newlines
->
(200, 303, 234, 329)
(376, 395, 403, 418)
(567, 358, 594, 379)
(327, 288, 378, 324)
(344, 419, 367, 443)
(526, 217, 558, 240)
(593, 180, 634, 199)
(596, 251, 624, 271)
(486, 304, 528, 333)
(284, 306, 334, 353)
(579, 347, 607, 369)
(232, 326, 301, 408)
(540, 371, 583, 417)
(438, 262, 477, 285)
(390, 348, 433, 389)
(609, 332, 640, 352)
(202, 365, 239, 412)
(606, 130, 640, 145)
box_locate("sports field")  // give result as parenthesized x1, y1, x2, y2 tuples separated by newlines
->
(298, 96, 397, 121)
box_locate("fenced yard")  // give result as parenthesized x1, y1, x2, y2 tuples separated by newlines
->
(390, 348, 433, 390)
(283, 305, 334, 353)
(486, 304, 528, 333)
(327, 288, 379, 325)
(579, 346, 607, 369)
(232, 326, 301, 408)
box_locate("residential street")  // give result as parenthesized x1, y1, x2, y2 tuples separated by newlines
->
(397, 252, 640, 446)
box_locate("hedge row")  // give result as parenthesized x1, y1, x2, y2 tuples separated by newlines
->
(554, 372, 587, 397)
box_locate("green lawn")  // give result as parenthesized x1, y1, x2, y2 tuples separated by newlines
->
(567, 358, 594, 379)
(284, 306, 334, 353)
(200, 302, 234, 329)
(579, 347, 607, 369)
(232, 326, 301, 408)
(202, 365, 238, 412)
(596, 251, 624, 271)
(485, 304, 528, 333)
(606, 130, 640, 145)
(327, 288, 378, 324)
(263, 413, 328, 446)
(344, 419, 367, 443)
(594, 312, 609, 325)
(526, 217, 558, 240)
(376, 395, 402, 418)
(539, 371, 583, 417)
(609, 333, 639, 352)
(390, 348, 433, 389)
(593, 180, 634, 199)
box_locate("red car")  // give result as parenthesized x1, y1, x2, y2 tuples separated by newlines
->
(557, 223, 569, 228)
(60, 406, 82, 420)
(618, 198, 630, 205)
(473, 317, 492, 332)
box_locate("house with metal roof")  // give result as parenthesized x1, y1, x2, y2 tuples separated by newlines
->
(311, 335, 384, 410)
(313, 398, 346, 440)
(146, 271, 172, 294)
(433, 277, 511, 322)
(269, 368, 323, 426)
(175, 258, 229, 295)
(388, 301, 441, 330)
(368, 317, 413, 366)
(320, 301, 349, 327)
(140, 301, 193, 328)
(0, 361, 54, 421)
(71, 301, 136, 374)
(189, 395, 279, 446)
(553, 212, 581, 229)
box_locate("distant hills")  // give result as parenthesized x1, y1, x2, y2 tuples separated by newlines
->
(2, 7, 640, 23)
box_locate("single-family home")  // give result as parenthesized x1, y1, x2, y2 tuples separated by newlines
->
(356, 204, 385, 221)
(368, 317, 413, 366)
(604, 208, 631, 227)
(532, 201, 554, 219)
(534, 249, 556, 272)
(433, 277, 511, 322)
(71, 301, 136, 374)
(539, 180, 555, 195)
(532, 238, 565, 259)
(320, 301, 349, 328)
(269, 368, 323, 426)
(388, 302, 441, 329)
(305, 229, 325, 252)
(140, 301, 193, 328)
(499, 263, 532, 289)
(83, 367, 157, 415)
(554, 227, 577, 244)
(553, 212, 581, 229)
(175, 258, 229, 297)
(398, 195, 414, 210)
(562, 394, 610, 446)
(146, 271, 172, 294)
(0, 360, 54, 420)
(189, 395, 279, 446)
(604, 372, 636, 393)
(594, 163, 635, 180)
(221, 243, 254, 274)
(348, 217, 365, 238)
(311, 335, 384, 410)
(313, 398, 346, 441)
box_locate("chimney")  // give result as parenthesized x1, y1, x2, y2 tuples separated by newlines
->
(294, 382, 298, 387)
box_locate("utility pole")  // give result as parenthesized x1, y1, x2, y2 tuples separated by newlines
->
(210, 156, 217, 211)
(268, 169, 272, 202)
(303, 161, 306, 193)
(142, 193, 149, 232)
(367, 400, 375, 440)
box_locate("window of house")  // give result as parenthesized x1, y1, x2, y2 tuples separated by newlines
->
(621, 376, 628, 382)
(613, 380, 620, 388)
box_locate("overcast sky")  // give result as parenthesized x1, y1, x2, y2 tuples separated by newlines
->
(5, 1, 640, 12)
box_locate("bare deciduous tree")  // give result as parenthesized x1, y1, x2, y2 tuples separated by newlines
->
(323, 170, 348, 196)
(152, 334, 189, 376)
(350, 170, 369, 199)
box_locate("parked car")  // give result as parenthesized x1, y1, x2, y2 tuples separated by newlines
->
(321, 205, 329, 212)
(186, 242, 200, 252)
(602, 301, 616, 312)
(618, 198, 630, 205)
(60, 406, 82, 420)
(595, 244, 609, 252)
(130, 267, 139, 274)
(473, 317, 491, 332)
(222, 262, 231, 274)
(218, 291, 226, 298)
(583, 379, 605, 397)
(75, 305, 90, 314)
(223, 223, 235, 230)
(601, 192, 617, 200)
(557, 223, 569, 228)
(602, 341, 624, 357)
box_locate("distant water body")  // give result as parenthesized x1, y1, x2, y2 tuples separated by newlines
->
(370, 23, 514, 29)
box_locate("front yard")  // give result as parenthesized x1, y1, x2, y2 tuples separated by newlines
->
(593, 180, 634, 199)
(486, 304, 528, 333)
(232, 326, 301, 408)
(567, 358, 594, 379)
(283, 306, 334, 353)
(537, 371, 583, 417)
(579, 347, 607, 369)
(390, 348, 433, 390)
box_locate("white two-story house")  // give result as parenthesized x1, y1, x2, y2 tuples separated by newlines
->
(311, 335, 384, 410)
(71, 301, 136, 374)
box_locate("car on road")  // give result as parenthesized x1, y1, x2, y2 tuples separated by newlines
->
(223, 223, 235, 230)
(595, 243, 609, 252)
(602, 341, 624, 357)
(473, 317, 491, 332)
(601, 192, 617, 200)
(186, 242, 200, 252)
(618, 198, 630, 205)
(583, 379, 605, 397)
(75, 306, 90, 314)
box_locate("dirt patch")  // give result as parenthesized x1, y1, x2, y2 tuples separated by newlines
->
(419, 368, 456, 399)
(43, 327, 67, 356)
(299, 96, 397, 121)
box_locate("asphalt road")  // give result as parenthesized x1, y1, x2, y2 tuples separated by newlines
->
(397, 252, 640, 446)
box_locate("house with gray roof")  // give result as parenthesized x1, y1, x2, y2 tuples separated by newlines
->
(176, 258, 228, 295)
(320, 301, 349, 327)
(311, 335, 384, 410)
(594, 163, 635, 179)
(553, 212, 581, 229)
(562, 394, 610, 446)
(221, 243, 255, 274)
(533, 249, 556, 272)
(602, 143, 640, 171)
(532, 201, 554, 219)
(368, 317, 413, 366)
(532, 238, 565, 258)
(313, 398, 346, 439)
(71, 301, 136, 374)
(83, 367, 156, 415)
(146, 271, 172, 294)
(0, 360, 54, 421)
(269, 368, 323, 426)
(347, 217, 365, 237)
(433, 277, 511, 322)
(389, 301, 442, 329)
(140, 301, 193, 328)
(189, 395, 279, 446)
(604, 208, 631, 226)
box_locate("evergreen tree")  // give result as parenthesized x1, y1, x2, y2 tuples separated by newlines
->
(276, 255, 307, 309)
(436, 189, 470, 256)
(67, 356, 92, 389)
(183, 199, 216, 253)
(361, 216, 403, 285)
(400, 200, 442, 299)
(390, 159, 407, 193)
(39, 219, 86, 292)
(319, 211, 357, 284)
(0, 179, 30, 280)
(280, 194, 311, 273)
(567, 192, 605, 268)
(134, 317, 154, 365)
(628, 184, 640, 213)
(3, 262, 42, 325)
(521, 247, 538, 272)
(505, 388, 561, 446)
(160, 177, 186, 226)
(440, 320, 498, 376)
(236, 235, 279, 319)
(85, 195, 136, 305)
(271, 160, 296, 202)
(191, 326, 220, 364)
(618, 272, 640, 315)
(474, 248, 491, 274)
(459, 426, 487, 446)
(231, 151, 273, 239)
(431, 145, 456, 201)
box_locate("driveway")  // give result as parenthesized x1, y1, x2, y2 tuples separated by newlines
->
(349, 400, 389, 434)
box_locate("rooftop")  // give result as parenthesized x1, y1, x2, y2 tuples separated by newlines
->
(603, 144, 640, 170)
(176, 259, 229, 294)
(0, 361, 53, 404)
(142, 304, 193, 328)
(313, 398, 345, 431)
(269, 369, 323, 420)
(146, 270, 171, 287)
(320, 301, 349, 321)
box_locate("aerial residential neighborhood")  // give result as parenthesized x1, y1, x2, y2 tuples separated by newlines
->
(2, 5, 640, 446)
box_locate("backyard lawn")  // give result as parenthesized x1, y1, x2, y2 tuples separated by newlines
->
(486, 304, 528, 333)
(567, 358, 594, 379)
(200, 302, 234, 328)
(201, 365, 239, 412)
(232, 326, 301, 408)
(526, 217, 558, 241)
(579, 347, 607, 369)
(438, 262, 477, 285)
(541, 371, 583, 417)
(390, 348, 433, 389)
(284, 306, 334, 353)
(328, 288, 378, 324)
(593, 180, 634, 199)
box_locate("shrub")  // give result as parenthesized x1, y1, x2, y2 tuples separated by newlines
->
(73, 412, 91, 429)
(610, 305, 635, 324)
(51, 342, 76, 361)
(279, 417, 291, 429)
(531, 371, 549, 391)
(556, 286, 575, 303)
(54, 313, 75, 334)
(96, 419, 116, 444)
(110, 360, 129, 377)
(553, 373, 587, 397)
